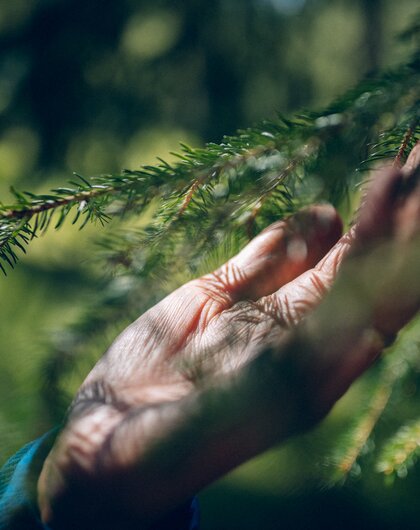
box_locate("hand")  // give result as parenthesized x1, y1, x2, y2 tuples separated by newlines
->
(38, 144, 420, 529)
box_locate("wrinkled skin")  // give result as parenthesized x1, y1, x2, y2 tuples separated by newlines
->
(39, 144, 420, 529)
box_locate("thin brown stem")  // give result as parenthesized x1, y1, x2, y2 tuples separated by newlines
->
(177, 179, 201, 218)
(245, 140, 319, 239)
(335, 354, 404, 477)
(338, 383, 392, 474)
(393, 121, 418, 168)
(0, 187, 114, 220)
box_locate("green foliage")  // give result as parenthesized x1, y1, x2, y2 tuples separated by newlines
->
(0, 4, 420, 498)
(377, 418, 420, 480)
(326, 318, 420, 485)
(1, 44, 418, 275)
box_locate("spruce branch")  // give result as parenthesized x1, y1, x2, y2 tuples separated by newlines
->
(0, 18, 418, 278)
(393, 119, 419, 167)
(333, 378, 394, 479)
(376, 418, 420, 480)
(24, 23, 420, 482)
(326, 318, 420, 484)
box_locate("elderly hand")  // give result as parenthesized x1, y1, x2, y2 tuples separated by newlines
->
(38, 144, 420, 529)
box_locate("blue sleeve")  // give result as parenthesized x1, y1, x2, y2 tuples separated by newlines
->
(0, 431, 57, 530)
(0, 432, 199, 530)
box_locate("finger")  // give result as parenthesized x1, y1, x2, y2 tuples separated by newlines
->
(303, 146, 420, 409)
(306, 235, 420, 412)
(373, 183, 420, 336)
(158, 204, 342, 320)
(101, 205, 342, 365)
(395, 141, 420, 241)
(257, 228, 355, 327)
(355, 142, 420, 245)
(395, 174, 420, 241)
(365, 143, 420, 333)
(402, 140, 420, 175)
(260, 165, 406, 326)
(198, 204, 342, 305)
(355, 164, 404, 246)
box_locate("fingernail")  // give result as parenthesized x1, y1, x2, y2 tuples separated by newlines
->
(287, 237, 308, 263)
(402, 141, 420, 174)
(316, 205, 335, 229)
(398, 165, 420, 199)
(313, 205, 343, 238)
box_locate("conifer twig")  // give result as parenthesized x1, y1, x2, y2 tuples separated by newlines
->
(244, 139, 318, 238)
(177, 179, 201, 218)
(393, 120, 418, 168)
(0, 36, 418, 274)
(0, 187, 107, 220)
(337, 383, 393, 474)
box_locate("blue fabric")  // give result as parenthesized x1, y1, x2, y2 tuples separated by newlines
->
(187, 497, 200, 530)
(0, 431, 57, 530)
(151, 496, 200, 530)
(0, 433, 199, 529)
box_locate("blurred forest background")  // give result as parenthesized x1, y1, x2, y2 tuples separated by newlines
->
(0, 0, 419, 528)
